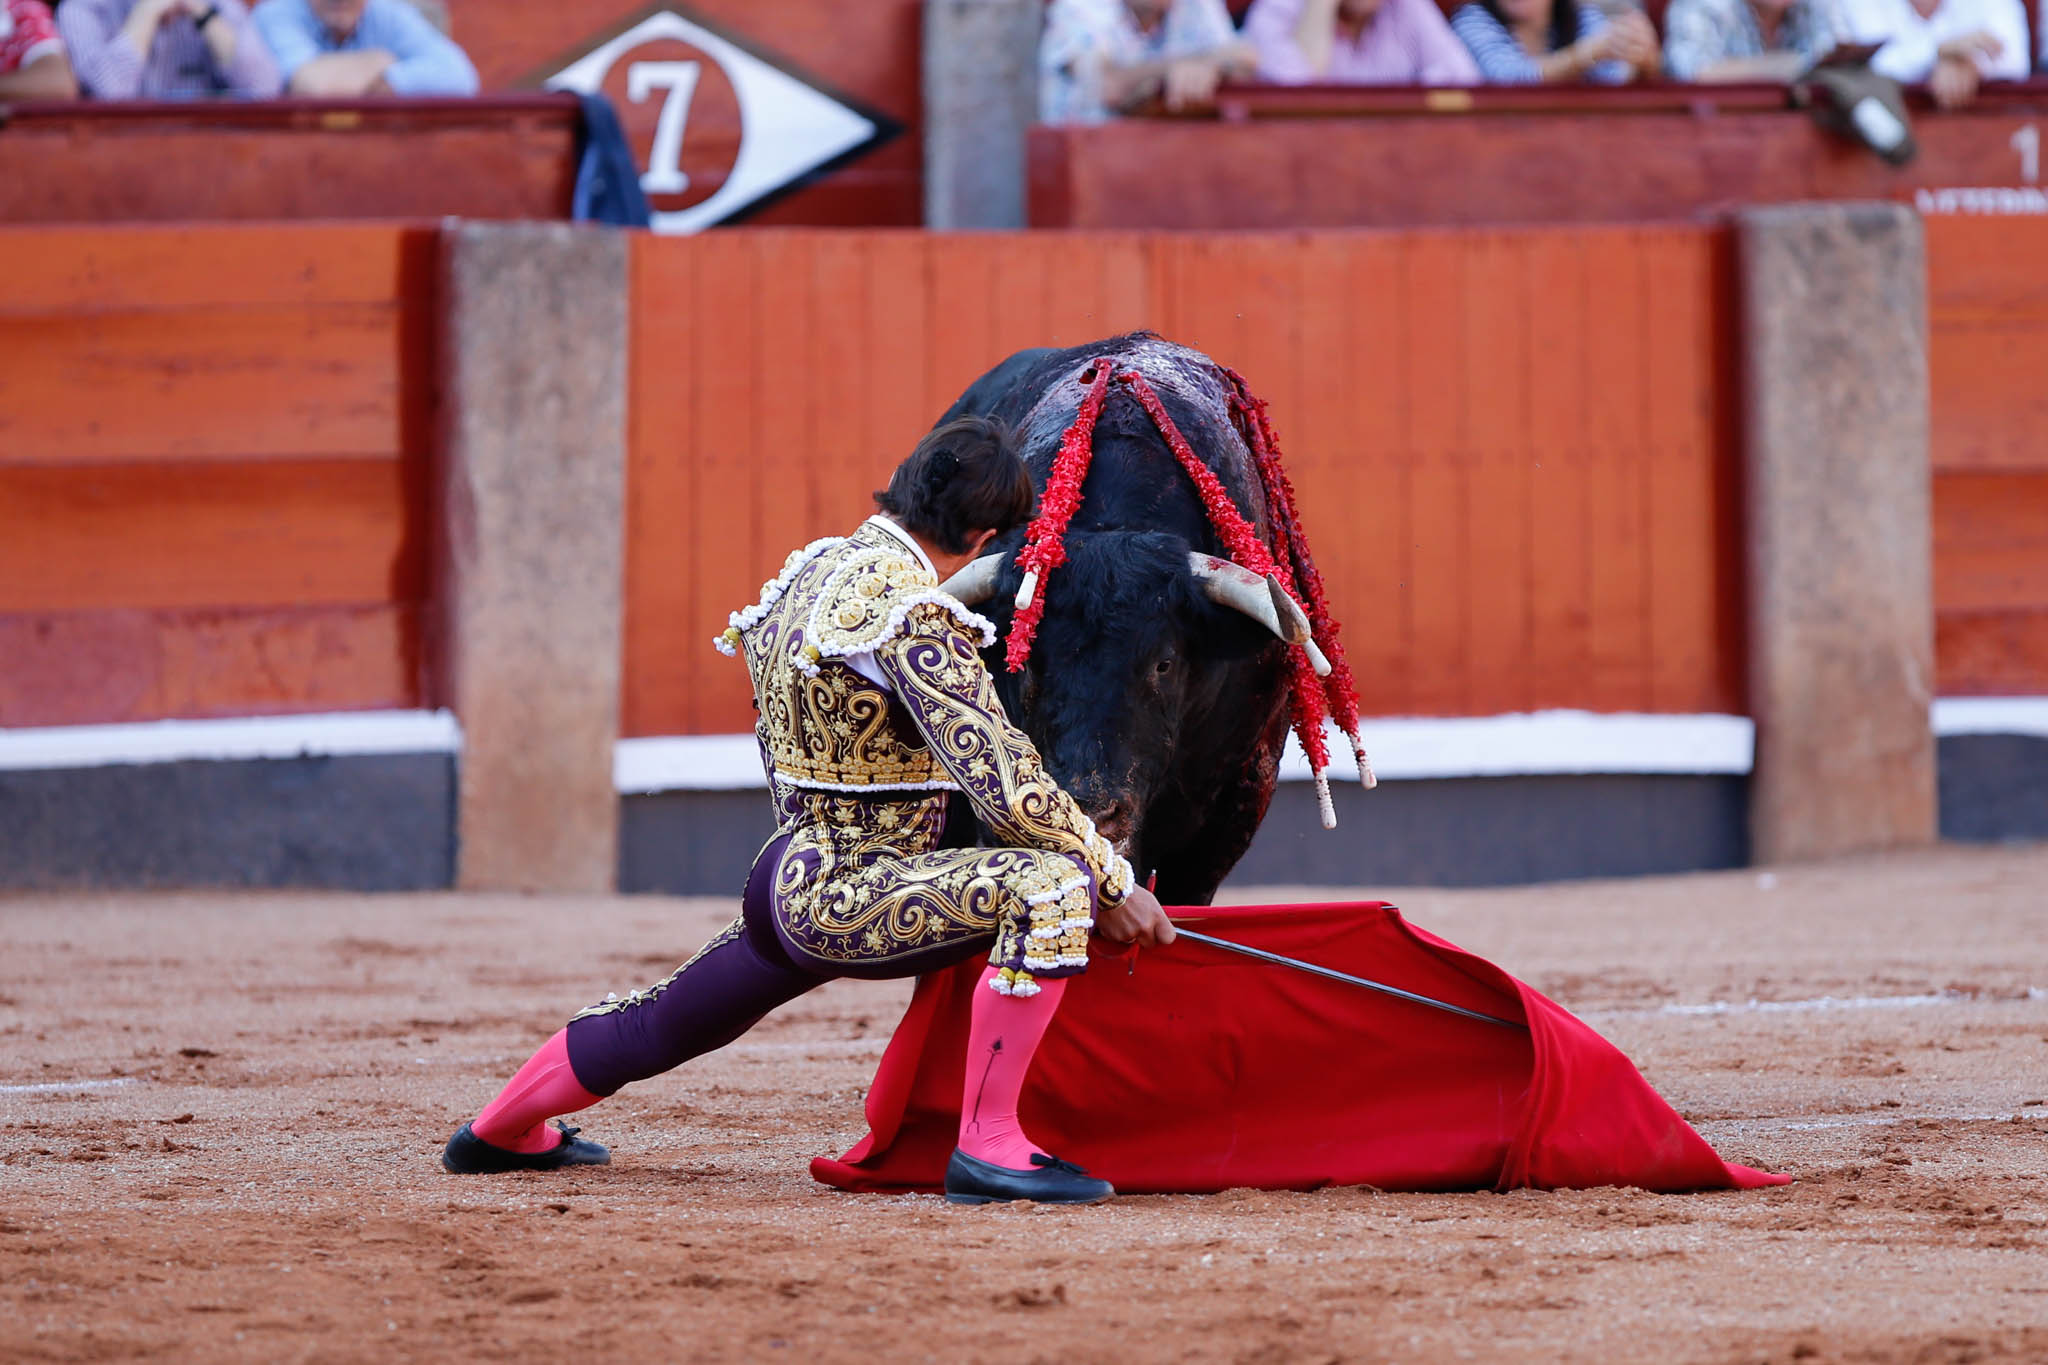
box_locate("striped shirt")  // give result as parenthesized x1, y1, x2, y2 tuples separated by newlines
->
(57, 0, 279, 99)
(1449, 1, 1631, 82)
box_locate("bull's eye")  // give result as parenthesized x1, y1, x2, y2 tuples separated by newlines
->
(1154, 658, 1174, 676)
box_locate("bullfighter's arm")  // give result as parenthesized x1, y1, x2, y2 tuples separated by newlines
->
(875, 606, 1134, 910)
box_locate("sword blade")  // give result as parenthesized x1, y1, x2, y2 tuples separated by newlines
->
(1170, 927, 1526, 1030)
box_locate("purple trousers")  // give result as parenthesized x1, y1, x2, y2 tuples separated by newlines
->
(564, 831, 998, 1097)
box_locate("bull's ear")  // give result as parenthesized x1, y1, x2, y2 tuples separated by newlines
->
(1187, 553, 1332, 677)
(939, 553, 1007, 606)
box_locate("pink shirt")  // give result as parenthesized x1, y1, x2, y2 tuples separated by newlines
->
(1244, 0, 1481, 85)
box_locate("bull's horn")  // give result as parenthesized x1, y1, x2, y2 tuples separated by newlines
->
(940, 554, 1007, 606)
(1188, 555, 1320, 661)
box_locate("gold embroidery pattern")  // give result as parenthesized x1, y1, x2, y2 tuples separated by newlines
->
(735, 528, 962, 793)
(570, 916, 745, 1020)
(875, 610, 1134, 909)
(771, 794, 1094, 984)
(711, 521, 1132, 992)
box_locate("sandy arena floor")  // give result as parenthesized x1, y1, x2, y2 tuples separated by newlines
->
(4, 845, 2047, 1364)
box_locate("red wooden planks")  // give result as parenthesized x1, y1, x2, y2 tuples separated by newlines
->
(621, 234, 701, 739)
(617, 227, 1743, 734)
(0, 458, 419, 614)
(0, 605, 418, 728)
(0, 222, 421, 315)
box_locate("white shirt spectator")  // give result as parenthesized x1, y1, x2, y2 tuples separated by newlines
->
(1832, 0, 2028, 81)
(1039, 0, 1239, 124)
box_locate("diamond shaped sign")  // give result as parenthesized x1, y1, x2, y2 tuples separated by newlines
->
(543, 8, 891, 234)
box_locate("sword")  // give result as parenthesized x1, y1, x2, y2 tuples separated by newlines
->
(1168, 925, 1527, 1031)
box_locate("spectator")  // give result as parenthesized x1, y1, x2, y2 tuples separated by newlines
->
(1040, 0, 1259, 124)
(1664, 0, 1835, 81)
(252, 0, 477, 97)
(1450, 0, 1660, 81)
(0, 0, 76, 98)
(57, 0, 280, 98)
(1244, 0, 1482, 84)
(1834, 0, 2026, 107)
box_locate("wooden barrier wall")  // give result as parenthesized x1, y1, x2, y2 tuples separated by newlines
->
(0, 223, 433, 728)
(1926, 217, 2048, 698)
(6, 220, 2039, 739)
(624, 226, 1745, 737)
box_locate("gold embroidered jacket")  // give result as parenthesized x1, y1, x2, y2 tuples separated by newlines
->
(716, 517, 1134, 915)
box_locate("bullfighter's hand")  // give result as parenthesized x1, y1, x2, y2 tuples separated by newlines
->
(1098, 885, 1176, 947)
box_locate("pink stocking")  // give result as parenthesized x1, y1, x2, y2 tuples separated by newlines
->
(469, 1029, 602, 1154)
(957, 968, 1068, 1170)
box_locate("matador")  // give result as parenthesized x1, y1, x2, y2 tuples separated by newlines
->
(442, 415, 1175, 1204)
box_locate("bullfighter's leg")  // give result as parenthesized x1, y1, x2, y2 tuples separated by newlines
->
(773, 842, 1112, 1203)
(442, 836, 824, 1174)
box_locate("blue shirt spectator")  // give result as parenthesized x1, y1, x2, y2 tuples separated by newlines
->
(1450, 0, 1658, 82)
(253, 0, 475, 97)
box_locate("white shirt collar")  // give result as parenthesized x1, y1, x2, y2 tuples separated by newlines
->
(865, 515, 937, 576)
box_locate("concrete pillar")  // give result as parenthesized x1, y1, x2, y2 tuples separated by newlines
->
(1737, 203, 1935, 864)
(923, 0, 1041, 228)
(436, 222, 628, 892)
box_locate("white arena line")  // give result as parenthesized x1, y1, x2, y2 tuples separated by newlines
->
(1699, 1111, 2036, 1134)
(0, 710, 462, 771)
(725, 1039, 889, 1056)
(1588, 988, 2046, 1019)
(0, 1078, 139, 1095)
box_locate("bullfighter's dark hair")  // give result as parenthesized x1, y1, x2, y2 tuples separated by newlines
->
(874, 416, 1036, 555)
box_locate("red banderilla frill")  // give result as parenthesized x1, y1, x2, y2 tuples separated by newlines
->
(1003, 356, 1374, 828)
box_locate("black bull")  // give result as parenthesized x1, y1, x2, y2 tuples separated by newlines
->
(934, 333, 1307, 907)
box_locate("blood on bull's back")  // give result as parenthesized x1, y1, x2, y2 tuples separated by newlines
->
(933, 334, 1324, 906)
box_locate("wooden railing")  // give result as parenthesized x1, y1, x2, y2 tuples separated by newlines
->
(1033, 83, 2048, 229)
(0, 94, 578, 224)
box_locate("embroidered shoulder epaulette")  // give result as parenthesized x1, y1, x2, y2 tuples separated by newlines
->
(792, 543, 996, 676)
(713, 536, 842, 656)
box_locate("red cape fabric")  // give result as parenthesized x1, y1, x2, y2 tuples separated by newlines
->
(812, 901, 1787, 1194)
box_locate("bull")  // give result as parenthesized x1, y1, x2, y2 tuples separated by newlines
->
(932, 333, 1345, 907)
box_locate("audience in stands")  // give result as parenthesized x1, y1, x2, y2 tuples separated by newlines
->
(252, 0, 477, 97)
(1663, 0, 1835, 80)
(1243, 0, 1481, 84)
(58, 0, 280, 98)
(1450, 0, 1660, 81)
(0, 0, 75, 97)
(1834, 0, 2027, 105)
(1040, 0, 1258, 122)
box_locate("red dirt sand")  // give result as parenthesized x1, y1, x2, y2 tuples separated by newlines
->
(4, 846, 2047, 1363)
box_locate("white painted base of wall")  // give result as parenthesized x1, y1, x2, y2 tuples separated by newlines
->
(6, 699, 2046, 796)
